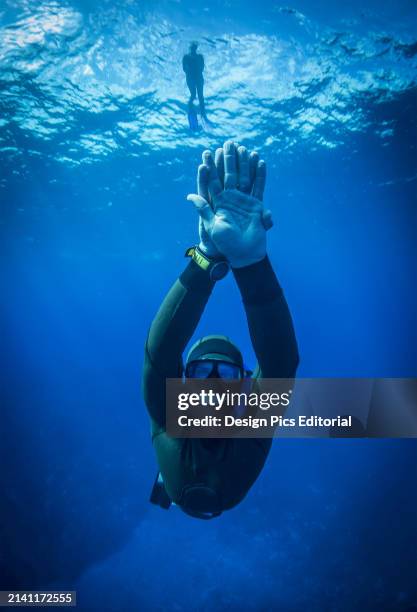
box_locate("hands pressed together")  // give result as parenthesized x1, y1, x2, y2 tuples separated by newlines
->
(187, 140, 273, 269)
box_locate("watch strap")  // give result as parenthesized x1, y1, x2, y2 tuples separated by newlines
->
(185, 246, 212, 271)
(185, 246, 230, 281)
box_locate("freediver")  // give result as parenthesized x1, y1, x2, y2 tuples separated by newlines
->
(182, 41, 206, 122)
(143, 140, 299, 519)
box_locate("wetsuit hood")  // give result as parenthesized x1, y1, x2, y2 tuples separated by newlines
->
(186, 335, 244, 369)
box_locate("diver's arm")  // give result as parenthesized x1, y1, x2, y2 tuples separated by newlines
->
(182, 55, 188, 73)
(145, 259, 214, 376)
(186, 141, 298, 378)
(143, 259, 214, 432)
(145, 146, 221, 382)
(233, 256, 299, 378)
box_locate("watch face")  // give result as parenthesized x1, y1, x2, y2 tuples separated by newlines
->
(211, 261, 230, 280)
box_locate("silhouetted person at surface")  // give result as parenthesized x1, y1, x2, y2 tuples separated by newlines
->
(182, 41, 206, 118)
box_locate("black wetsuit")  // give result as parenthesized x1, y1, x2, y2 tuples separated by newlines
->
(182, 52, 205, 116)
(142, 256, 299, 512)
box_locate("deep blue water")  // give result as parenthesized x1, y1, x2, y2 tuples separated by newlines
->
(1, 0, 416, 610)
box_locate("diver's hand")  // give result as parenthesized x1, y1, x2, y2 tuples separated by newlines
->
(187, 141, 272, 268)
(194, 162, 221, 258)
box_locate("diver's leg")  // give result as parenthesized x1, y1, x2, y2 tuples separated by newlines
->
(197, 79, 206, 117)
(187, 77, 197, 104)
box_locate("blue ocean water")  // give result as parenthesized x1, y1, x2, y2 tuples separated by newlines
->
(1, 0, 416, 610)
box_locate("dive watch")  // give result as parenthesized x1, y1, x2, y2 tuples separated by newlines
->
(185, 245, 230, 281)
